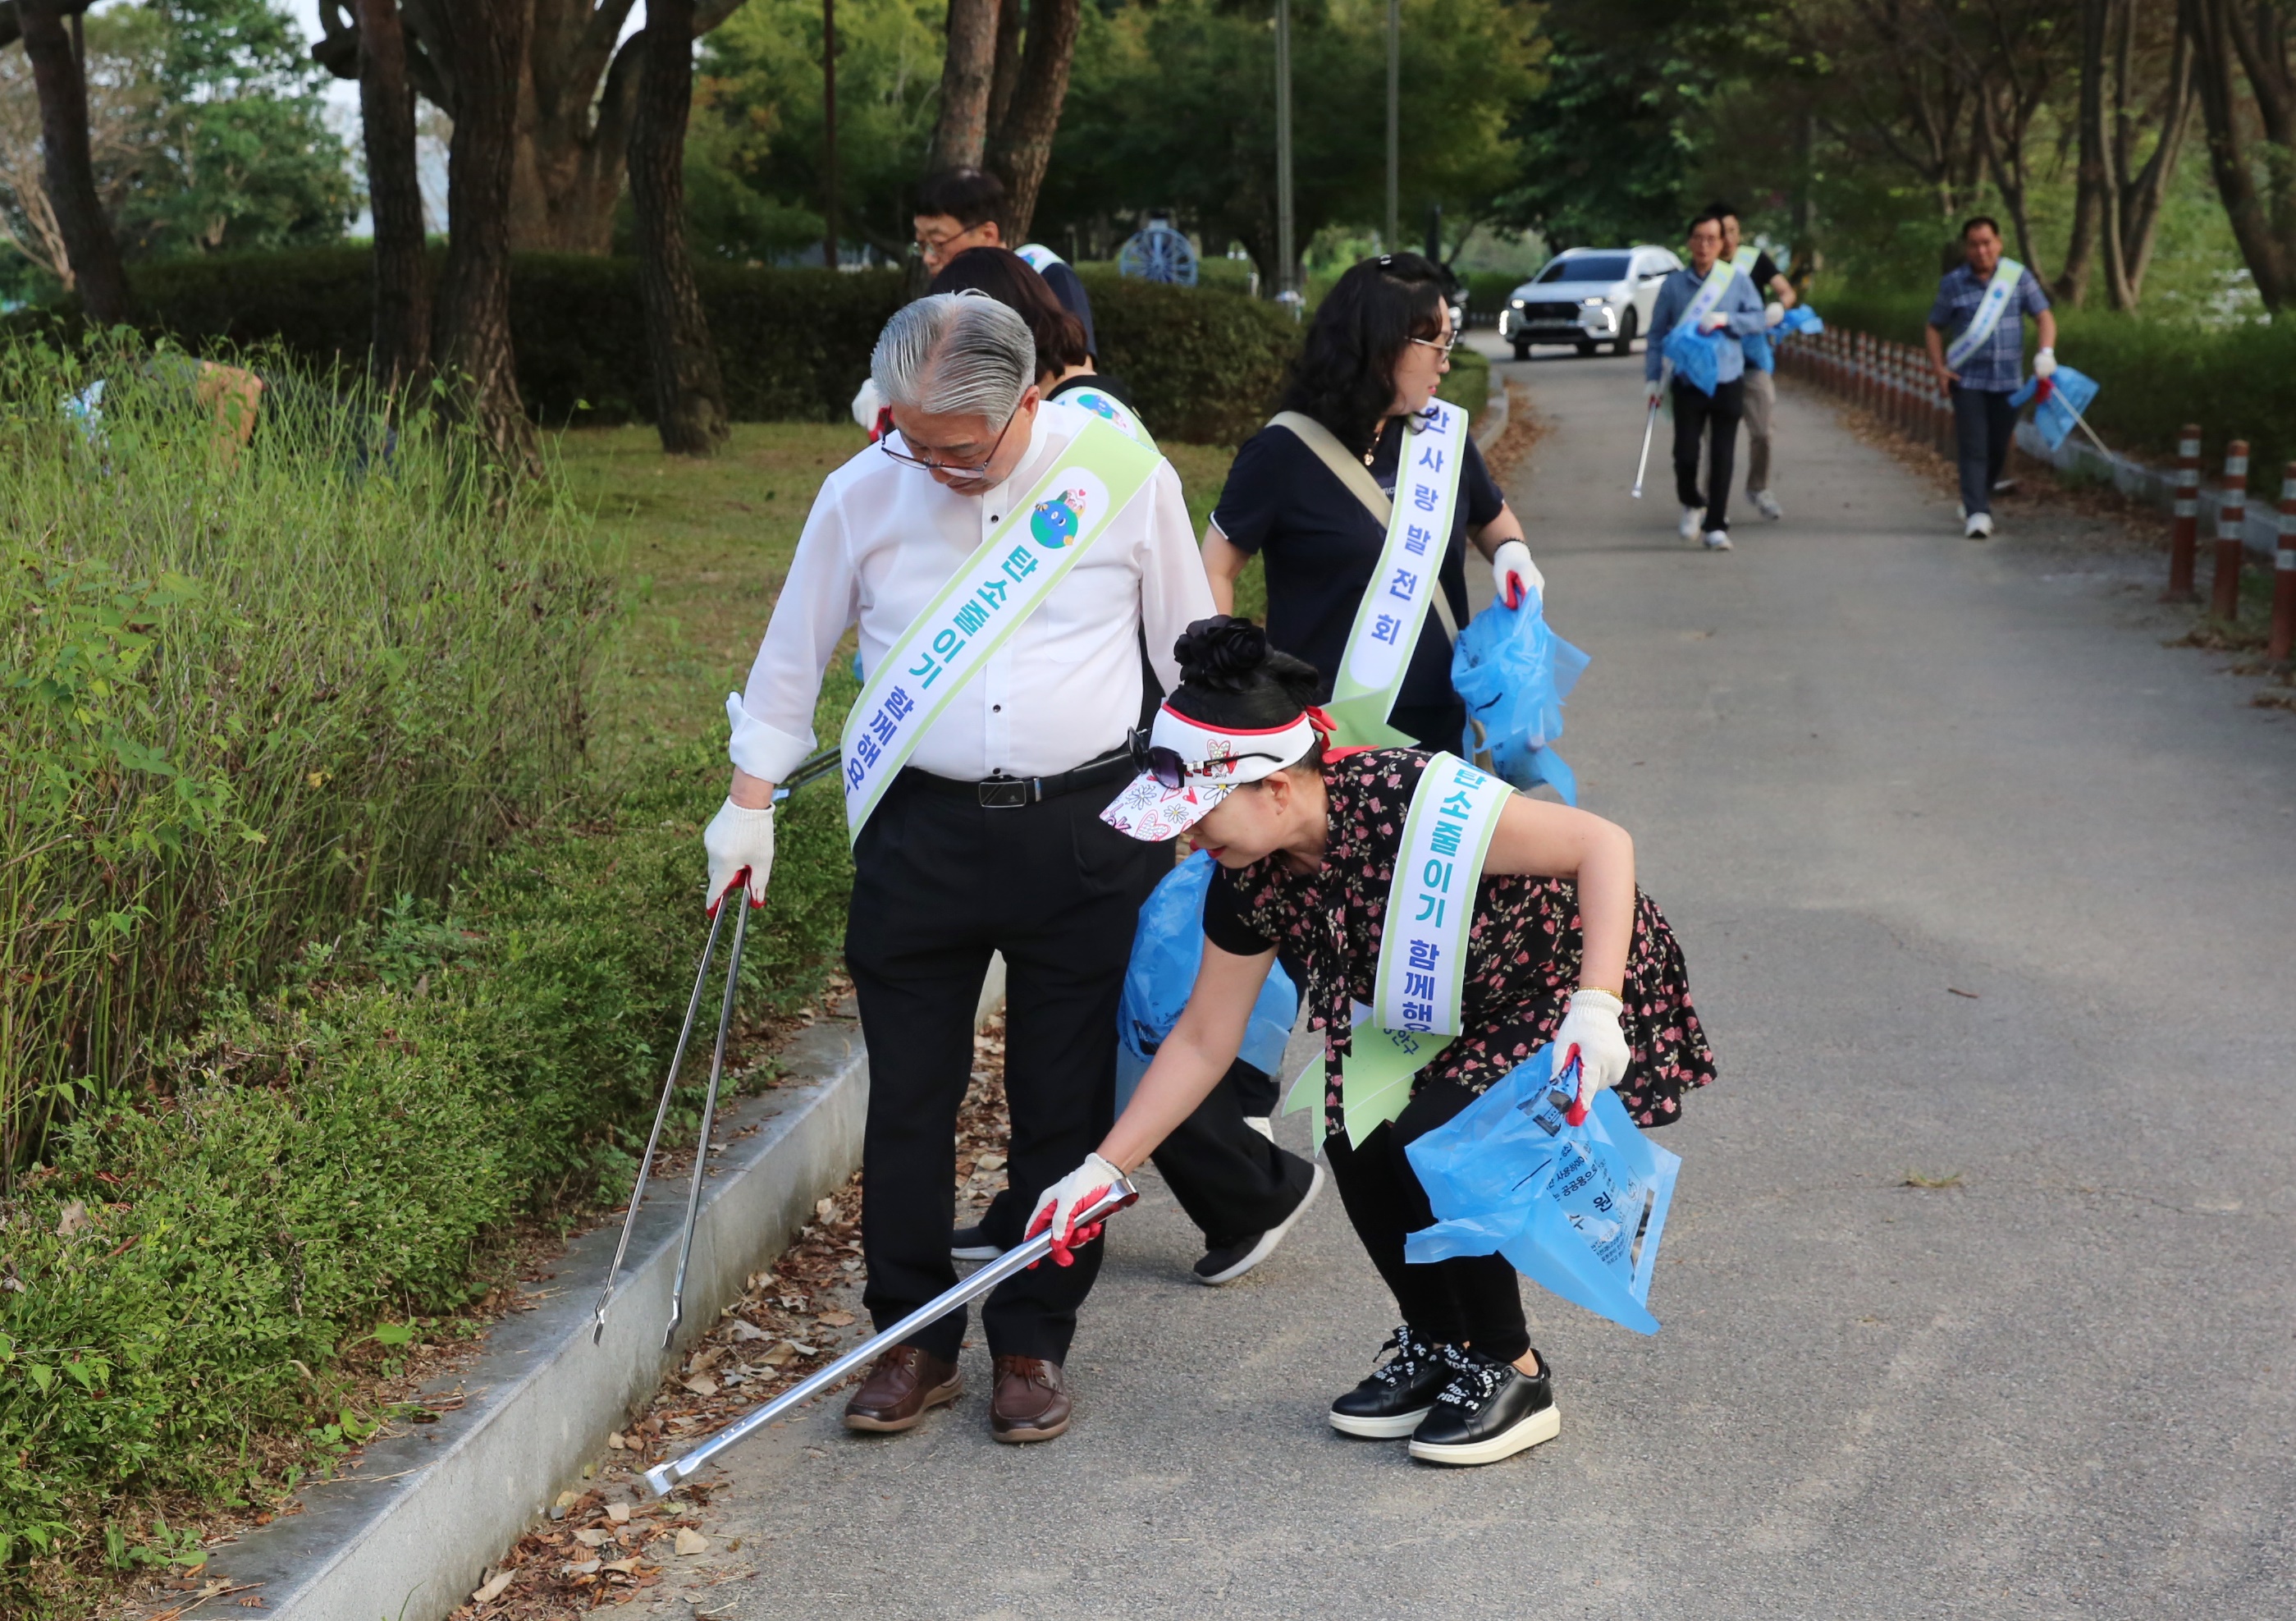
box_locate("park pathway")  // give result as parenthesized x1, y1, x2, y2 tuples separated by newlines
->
(685, 346, 2296, 1620)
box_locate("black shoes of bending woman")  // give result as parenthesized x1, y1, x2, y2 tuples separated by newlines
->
(1329, 1326, 1562, 1467)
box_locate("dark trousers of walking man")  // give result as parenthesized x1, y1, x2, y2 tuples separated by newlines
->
(1951, 384, 2018, 519)
(1673, 376, 1745, 533)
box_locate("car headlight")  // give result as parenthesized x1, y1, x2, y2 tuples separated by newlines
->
(1580, 297, 1604, 306)
(1510, 299, 1525, 309)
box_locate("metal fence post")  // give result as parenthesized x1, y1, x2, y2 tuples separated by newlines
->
(2211, 439, 2249, 622)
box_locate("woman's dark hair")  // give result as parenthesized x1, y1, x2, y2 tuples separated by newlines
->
(1167, 616, 1326, 769)
(929, 247, 1090, 382)
(1275, 251, 1450, 456)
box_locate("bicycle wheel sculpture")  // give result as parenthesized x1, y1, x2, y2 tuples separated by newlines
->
(1117, 216, 1199, 286)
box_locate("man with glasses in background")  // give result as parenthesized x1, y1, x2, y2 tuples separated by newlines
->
(913, 168, 1096, 357)
(703, 294, 1210, 1445)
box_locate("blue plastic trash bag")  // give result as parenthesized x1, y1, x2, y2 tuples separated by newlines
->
(1452, 588, 1589, 806)
(2008, 364, 2101, 453)
(1661, 320, 1723, 396)
(1779, 305, 1824, 337)
(1404, 1045, 1681, 1335)
(1114, 851, 1297, 1110)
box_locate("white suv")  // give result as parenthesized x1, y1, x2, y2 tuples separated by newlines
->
(1498, 245, 1682, 359)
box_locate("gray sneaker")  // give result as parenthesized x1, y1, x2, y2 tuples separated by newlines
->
(1751, 488, 1783, 520)
(1703, 529, 1733, 551)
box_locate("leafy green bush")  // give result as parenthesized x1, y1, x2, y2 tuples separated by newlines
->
(0, 337, 609, 1170)
(25, 248, 1301, 439)
(0, 719, 855, 1603)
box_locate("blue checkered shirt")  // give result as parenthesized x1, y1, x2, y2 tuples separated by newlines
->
(1928, 264, 2051, 393)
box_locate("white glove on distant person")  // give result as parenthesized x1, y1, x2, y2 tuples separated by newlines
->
(1027, 1152, 1123, 1267)
(1764, 300, 1786, 328)
(1645, 380, 1666, 410)
(1554, 987, 1631, 1119)
(702, 798, 775, 913)
(1490, 539, 1543, 611)
(2033, 348, 2058, 379)
(1700, 309, 1731, 332)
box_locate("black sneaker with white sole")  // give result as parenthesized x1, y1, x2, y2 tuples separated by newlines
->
(1407, 1345, 1561, 1466)
(1192, 1160, 1325, 1285)
(1329, 1323, 1451, 1439)
(949, 1223, 1004, 1262)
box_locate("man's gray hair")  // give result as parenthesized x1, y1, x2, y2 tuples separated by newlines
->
(871, 293, 1036, 424)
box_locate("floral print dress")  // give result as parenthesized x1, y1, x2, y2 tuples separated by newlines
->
(1210, 749, 1717, 1132)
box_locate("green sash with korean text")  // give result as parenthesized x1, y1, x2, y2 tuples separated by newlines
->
(1944, 259, 2025, 372)
(1283, 753, 1513, 1144)
(1322, 399, 1472, 749)
(838, 419, 1160, 840)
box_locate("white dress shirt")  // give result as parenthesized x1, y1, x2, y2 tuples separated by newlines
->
(730, 401, 1214, 785)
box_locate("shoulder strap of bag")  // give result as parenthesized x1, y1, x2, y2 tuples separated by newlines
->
(1267, 411, 1461, 641)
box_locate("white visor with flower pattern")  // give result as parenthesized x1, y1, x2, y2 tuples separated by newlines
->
(1099, 703, 1322, 842)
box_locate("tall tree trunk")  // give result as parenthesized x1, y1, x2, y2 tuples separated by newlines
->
(358, 0, 432, 392)
(931, 0, 998, 172)
(821, 0, 838, 268)
(2183, 0, 2295, 309)
(2059, 0, 2115, 304)
(633, 0, 730, 455)
(432, 0, 537, 469)
(2110, 21, 2194, 306)
(987, 0, 1020, 138)
(985, 0, 1078, 241)
(20, 0, 125, 323)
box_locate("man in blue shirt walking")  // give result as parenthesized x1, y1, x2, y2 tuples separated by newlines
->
(1645, 210, 1770, 550)
(1925, 216, 2057, 539)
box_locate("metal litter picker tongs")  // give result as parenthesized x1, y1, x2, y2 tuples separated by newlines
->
(640, 1175, 1140, 1498)
(590, 877, 756, 1350)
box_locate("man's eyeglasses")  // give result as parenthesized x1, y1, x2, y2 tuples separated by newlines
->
(877, 401, 1022, 479)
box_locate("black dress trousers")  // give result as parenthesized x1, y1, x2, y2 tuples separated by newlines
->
(844, 768, 1169, 1365)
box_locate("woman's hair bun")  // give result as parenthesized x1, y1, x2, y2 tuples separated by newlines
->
(1173, 616, 1271, 693)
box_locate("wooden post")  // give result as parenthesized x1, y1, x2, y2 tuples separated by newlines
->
(2164, 424, 2200, 602)
(2211, 440, 2248, 622)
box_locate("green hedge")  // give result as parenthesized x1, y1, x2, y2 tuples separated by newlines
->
(0, 722, 855, 1605)
(1810, 285, 2296, 483)
(38, 247, 1301, 445)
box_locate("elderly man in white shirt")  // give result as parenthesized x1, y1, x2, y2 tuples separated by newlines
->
(702, 294, 1212, 1445)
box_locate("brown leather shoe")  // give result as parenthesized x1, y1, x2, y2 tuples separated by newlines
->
(842, 1344, 962, 1433)
(989, 1354, 1072, 1443)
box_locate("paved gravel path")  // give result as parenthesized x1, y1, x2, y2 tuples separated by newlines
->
(666, 346, 2296, 1621)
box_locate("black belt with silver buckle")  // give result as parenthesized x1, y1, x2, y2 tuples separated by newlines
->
(906, 747, 1137, 808)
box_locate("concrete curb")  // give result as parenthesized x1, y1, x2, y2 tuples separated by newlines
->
(1475, 379, 1509, 448)
(2010, 419, 2287, 559)
(218, 961, 1002, 1621)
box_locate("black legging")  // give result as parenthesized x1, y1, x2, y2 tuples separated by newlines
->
(1323, 1078, 1530, 1363)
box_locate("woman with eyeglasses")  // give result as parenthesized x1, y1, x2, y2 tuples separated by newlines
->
(1203, 252, 1541, 752)
(1036, 616, 1713, 1466)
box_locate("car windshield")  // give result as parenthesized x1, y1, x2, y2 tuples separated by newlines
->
(1537, 254, 1632, 285)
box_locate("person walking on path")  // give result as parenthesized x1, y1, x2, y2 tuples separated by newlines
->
(1038, 617, 1715, 1467)
(1711, 203, 1795, 522)
(1200, 252, 1541, 753)
(1645, 212, 1770, 552)
(922, 250, 1325, 1286)
(702, 295, 1210, 1445)
(1925, 216, 2057, 541)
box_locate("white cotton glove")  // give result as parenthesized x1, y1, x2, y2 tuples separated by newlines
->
(1699, 309, 1731, 332)
(1026, 1152, 1123, 1267)
(2033, 347, 2057, 379)
(849, 376, 884, 434)
(1554, 987, 1630, 1121)
(1645, 379, 1666, 410)
(1490, 539, 1543, 611)
(702, 798, 775, 914)
(1764, 300, 1786, 328)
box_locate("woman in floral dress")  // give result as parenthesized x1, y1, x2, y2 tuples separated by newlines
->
(1036, 617, 1715, 1467)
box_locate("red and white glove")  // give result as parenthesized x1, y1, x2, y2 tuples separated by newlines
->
(1555, 988, 1630, 1124)
(2033, 347, 2058, 379)
(1490, 539, 1543, 611)
(1700, 309, 1731, 332)
(702, 799, 774, 914)
(1026, 1153, 1123, 1267)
